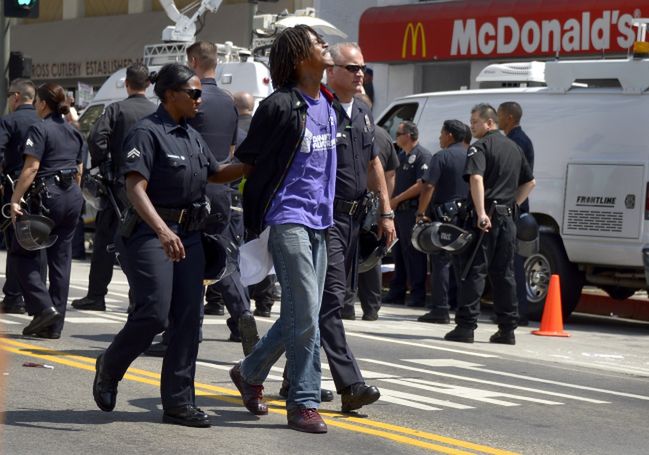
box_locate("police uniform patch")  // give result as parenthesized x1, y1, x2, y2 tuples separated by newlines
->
(408, 154, 416, 164)
(25, 138, 34, 147)
(467, 146, 478, 157)
(126, 147, 141, 161)
(421, 163, 429, 171)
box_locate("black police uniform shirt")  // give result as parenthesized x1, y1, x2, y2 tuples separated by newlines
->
(463, 130, 534, 204)
(507, 125, 534, 212)
(121, 105, 217, 208)
(423, 142, 469, 204)
(0, 104, 40, 176)
(23, 113, 85, 177)
(189, 78, 238, 163)
(88, 94, 156, 171)
(394, 143, 432, 200)
(374, 126, 399, 172)
(334, 98, 378, 201)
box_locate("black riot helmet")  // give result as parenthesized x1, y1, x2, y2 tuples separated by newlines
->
(516, 212, 539, 257)
(435, 223, 475, 254)
(358, 228, 393, 273)
(81, 172, 108, 211)
(202, 233, 238, 283)
(411, 221, 443, 254)
(15, 214, 58, 251)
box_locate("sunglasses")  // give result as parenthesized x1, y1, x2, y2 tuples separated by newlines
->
(178, 88, 202, 100)
(335, 64, 367, 74)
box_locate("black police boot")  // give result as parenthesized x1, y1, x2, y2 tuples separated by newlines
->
(238, 312, 260, 357)
(489, 329, 516, 345)
(22, 307, 61, 336)
(341, 383, 381, 412)
(341, 306, 356, 320)
(162, 405, 210, 428)
(417, 311, 450, 324)
(93, 353, 118, 412)
(144, 342, 168, 357)
(253, 307, 271, 318)
(381, 291, 405, 305)
(71, 296, 106, 311)
(362, 311, 379, 321)
(204, 302, 225, 316)
(279, 378, 334, 403)
(444, 326, 475, 343)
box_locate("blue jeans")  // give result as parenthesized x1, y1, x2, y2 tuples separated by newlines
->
(240, 224, 327, 410)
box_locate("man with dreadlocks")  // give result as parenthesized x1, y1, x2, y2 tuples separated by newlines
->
(231, 25, 337, 434)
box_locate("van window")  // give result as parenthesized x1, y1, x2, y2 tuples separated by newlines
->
(377, 102, 419, 140)
(78, 104, 105, 138)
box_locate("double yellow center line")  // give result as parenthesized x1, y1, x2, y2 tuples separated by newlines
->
(0, 337, 518, 455)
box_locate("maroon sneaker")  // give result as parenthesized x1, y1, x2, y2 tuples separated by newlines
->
(229, 361, 268, 415)
(287, 408, 328, 434)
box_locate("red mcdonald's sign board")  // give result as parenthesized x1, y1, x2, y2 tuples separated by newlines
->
(359, 0, 649, 63)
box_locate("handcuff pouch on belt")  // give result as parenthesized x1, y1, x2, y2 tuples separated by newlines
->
(434, 199, 468, 224)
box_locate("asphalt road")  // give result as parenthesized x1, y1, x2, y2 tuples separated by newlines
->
(1, 256, 648, 455)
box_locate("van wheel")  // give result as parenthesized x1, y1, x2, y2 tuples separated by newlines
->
(601, 286, 637, 301)
(524, 234, 584, 321)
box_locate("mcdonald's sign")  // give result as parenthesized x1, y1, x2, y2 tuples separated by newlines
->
(402, 22, 427, 59)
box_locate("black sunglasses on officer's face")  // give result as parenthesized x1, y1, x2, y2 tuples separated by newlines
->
(178, 88, 202, 101)
(335, 64, 367, 74)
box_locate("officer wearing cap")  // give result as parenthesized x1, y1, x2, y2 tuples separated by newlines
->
(0, 78, 41, 314)
(9, 82, 85, 338)
(72, 63, 156, 312)
(315, 42, 395, 412)
(444, 103, 535, 345)
(498, 101, 535, 326)
(416, 120, 471, 324)
(92, 63, 248, 427)
(385, 120, 432, 307)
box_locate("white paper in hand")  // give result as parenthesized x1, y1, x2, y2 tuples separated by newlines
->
(239, 226, 274, 286)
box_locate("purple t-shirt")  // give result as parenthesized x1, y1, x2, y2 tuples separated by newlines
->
(265, 91, 337, 229)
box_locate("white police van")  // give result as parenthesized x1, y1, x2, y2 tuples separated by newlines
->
(378, 56, 649, 319)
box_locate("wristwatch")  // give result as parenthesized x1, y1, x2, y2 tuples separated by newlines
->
(380, 210, 395, 219)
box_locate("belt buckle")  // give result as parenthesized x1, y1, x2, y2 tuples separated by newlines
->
(348, 200, 358, 216)
(178, 209, 187, 224)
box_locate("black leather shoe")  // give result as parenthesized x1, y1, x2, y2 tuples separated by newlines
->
(406, 298, 426, 308)
(417, 311, 450, 324)
(341, 383, 381, 412)
(228, 333, 242, 343)
(444, 326, 474, 343)
(279, 379, 334, 402)
(253, 308, 271, 318)
(238, 312, 260, 357)
(341, 311, 356, 320)
(93, 353, 118, 412)
(162, 405, 211, 428)
(362, 312, 379, 321)
(204, 303, 225, 316)
(1, 297, 25, 314)
(71, 296, 106, 311)
(381, 293, 405, 305)
(35, 328, 61, 339)
(287, 407, 327, 433)
(144, 342, 167, 357)
(22, 307, 61, 336)
(490, 330, 516, 345)
(230, 361, 268, 415)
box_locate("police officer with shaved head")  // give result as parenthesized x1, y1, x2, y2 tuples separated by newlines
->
(444, 103, 535, 345)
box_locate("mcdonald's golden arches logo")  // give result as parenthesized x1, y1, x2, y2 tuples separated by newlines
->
(402, 22, 427, 59)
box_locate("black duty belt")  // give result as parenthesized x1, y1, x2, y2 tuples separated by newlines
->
(156, 207, 189, 225)
(334, 197, 362, 216)
(486, 200, 514, 217)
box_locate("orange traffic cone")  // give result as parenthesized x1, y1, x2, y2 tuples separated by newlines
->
(532, 274, 570, 337)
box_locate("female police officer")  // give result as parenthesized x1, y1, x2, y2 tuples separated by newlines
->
(9, 82, 85, 339)
(92, 63, 247, 428)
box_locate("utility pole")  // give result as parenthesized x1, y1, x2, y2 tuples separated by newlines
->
(1, 1, 12, 115)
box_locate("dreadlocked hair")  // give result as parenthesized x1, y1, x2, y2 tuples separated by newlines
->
(270, 24, 321, 89)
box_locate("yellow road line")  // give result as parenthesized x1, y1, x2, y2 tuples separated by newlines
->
(1, 337, 519, 455)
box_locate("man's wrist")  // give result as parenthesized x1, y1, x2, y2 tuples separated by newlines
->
(380, 210, 395, 219)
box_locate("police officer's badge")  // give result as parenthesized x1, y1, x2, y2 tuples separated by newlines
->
(126, 147, 141, 162)
(408, 154, 416, 164)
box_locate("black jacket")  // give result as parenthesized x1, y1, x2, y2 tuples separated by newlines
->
(235, 85, 335, 236)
